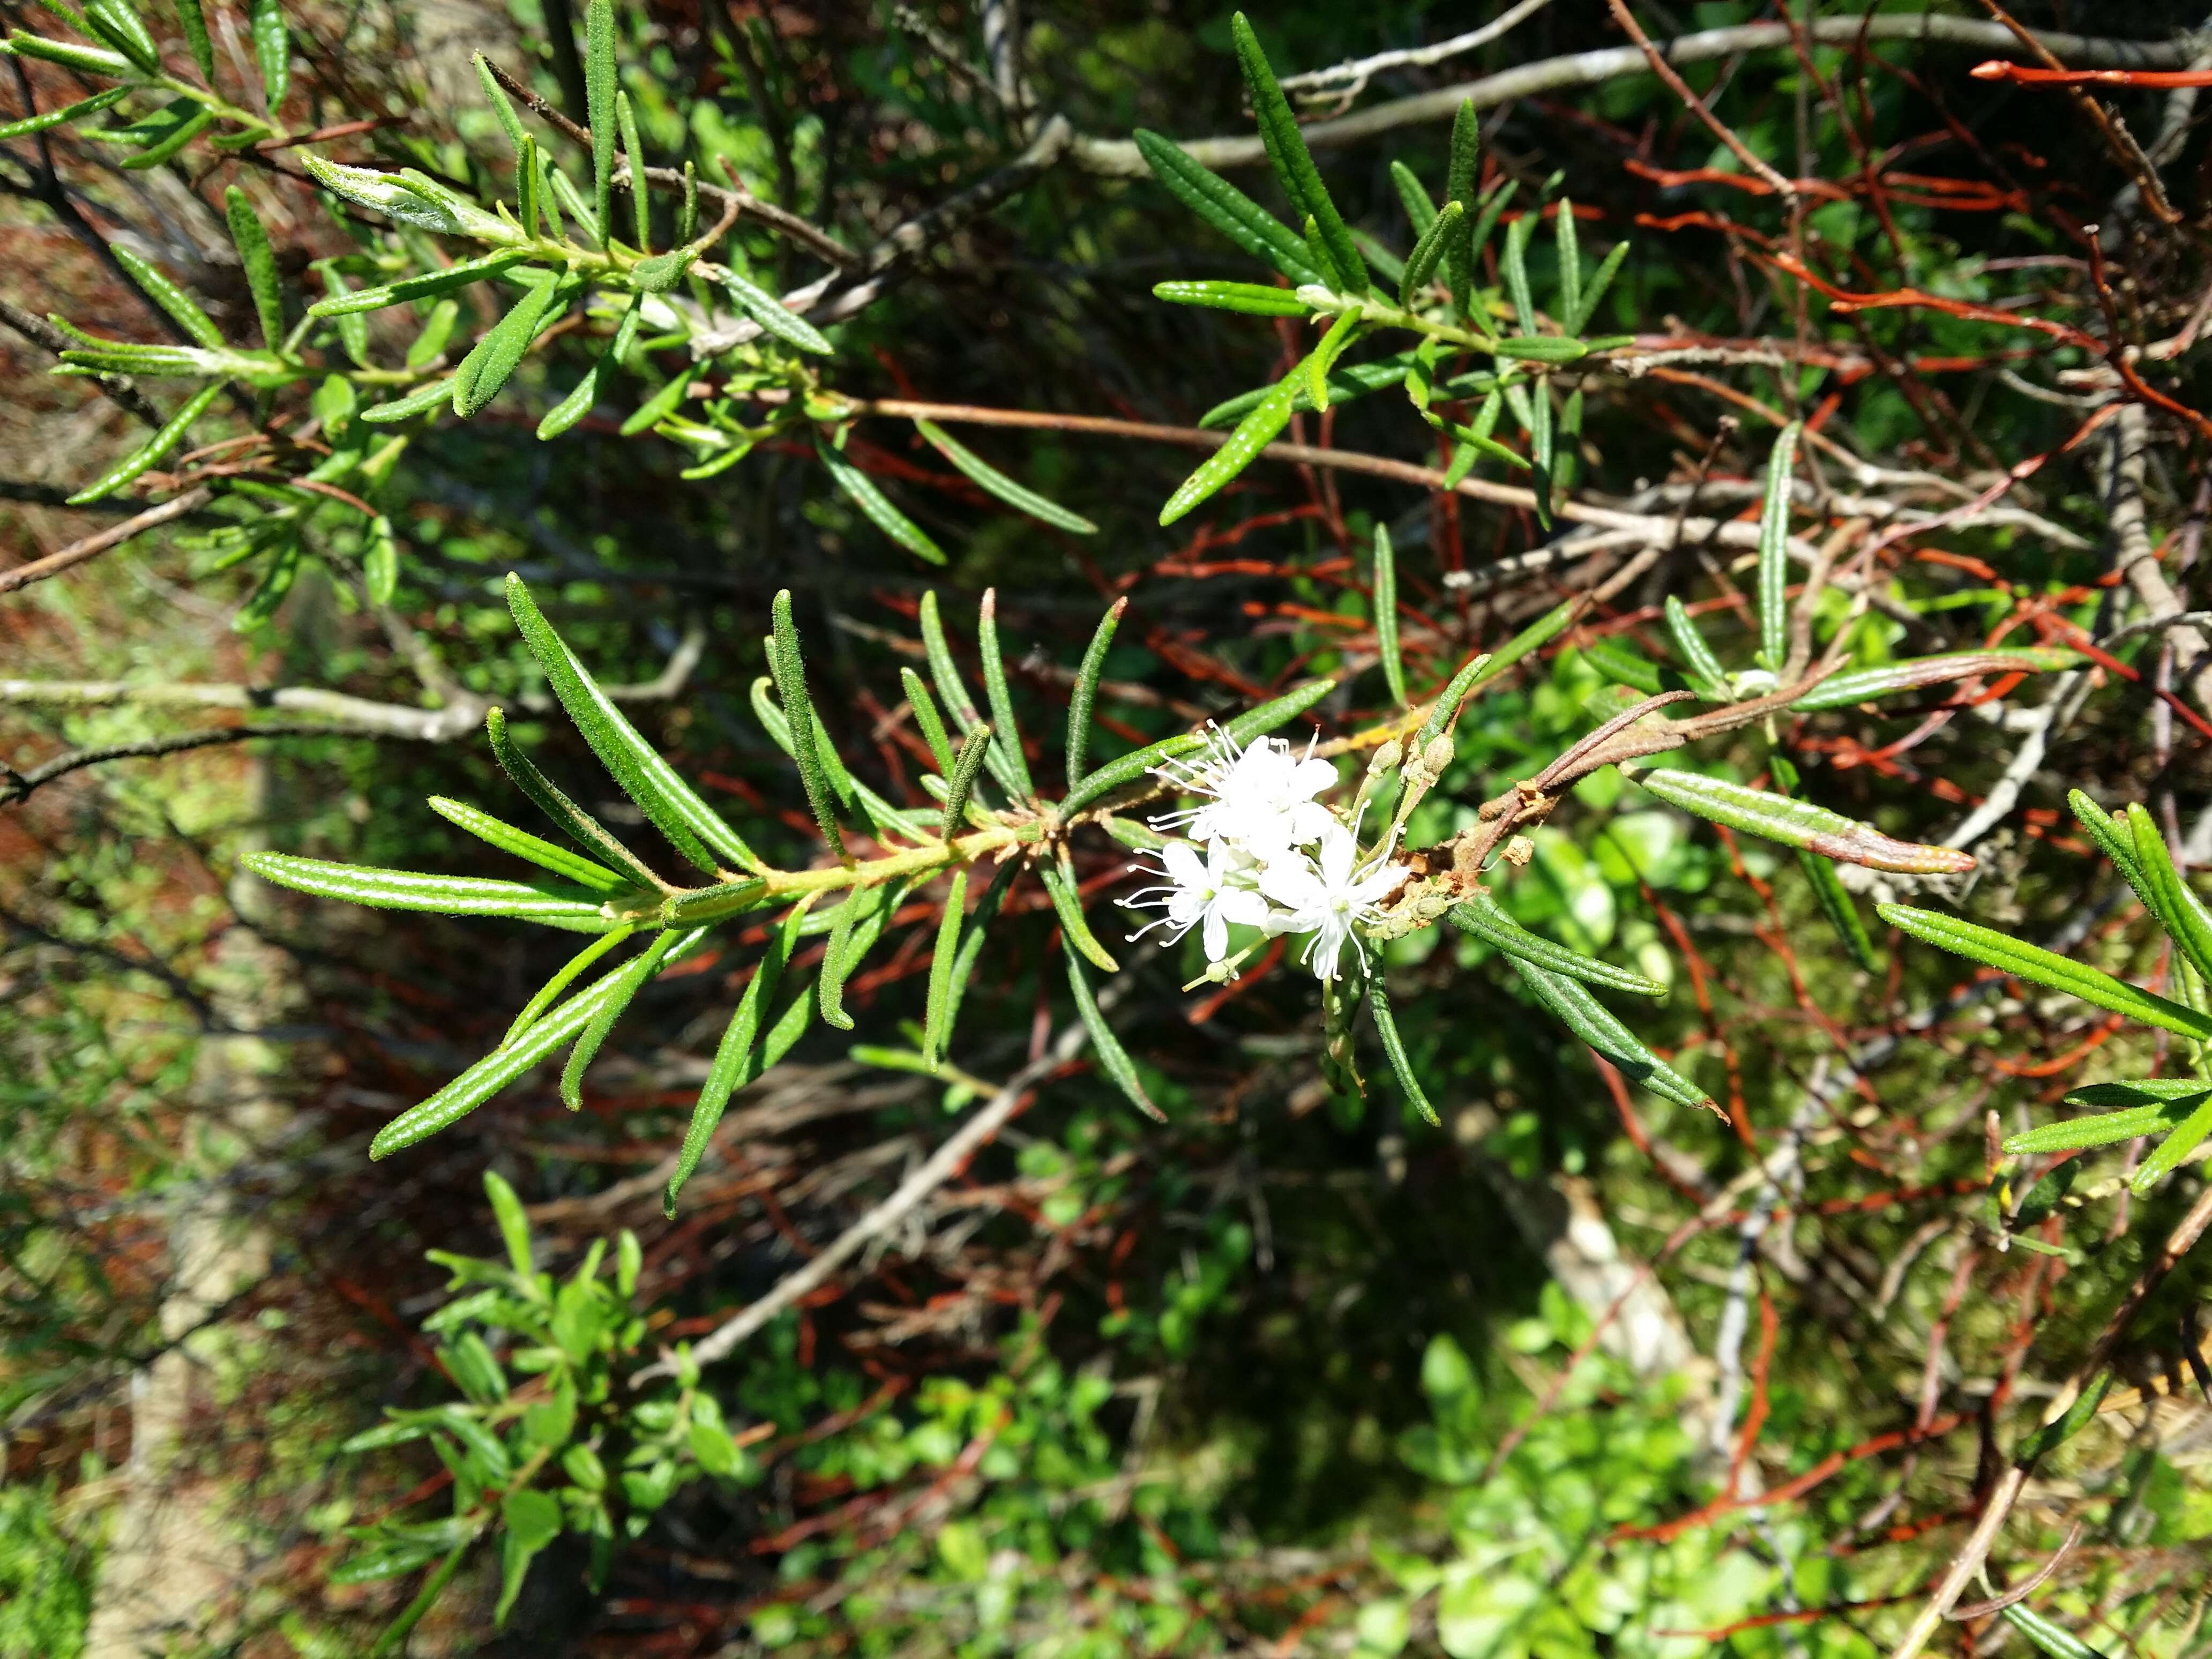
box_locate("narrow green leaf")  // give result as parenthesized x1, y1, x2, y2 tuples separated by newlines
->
(428, 796, 630, 893)
(561, 928, 679, 1109)
(2132, 1090, 2212, 1194)
(504, 925, 637, 1043)
(617, 365, 691, 436)
(1366, 974, 1438, 1125)
(723, 268, 833, 354)
(816, 890, 872, 1031)
(81, 0, 159, 71)
(943, 858, 1017, 1050)
(3, 33, 132, 76)
(364, 514, 399, 602)
(1370, 523, 1407, 707)
(484, 705, 667, 891)
(1058, 731, 1207, 817)
(309, 249, 534, 317)
(1066, 597, 1125, 789)
(1571, 239, 1629, 333)
(65, 380, 221, 506)
(506, 576, 760, 872)
(1555, 196, 1581, 328)
(1513, 958, 1712, 1110)
(2002, 1606, 2109, 1659)
(549, 164, 602, 248)
(172, 0, 214, 78)
(452, 273, 558, 417)
(1230, 13, 1362, 292)
(815, 435, 946, 563)
(223, 185, 286, 350)
(1791, 647, 2081, 712)
(768, 588, 849, 863)
(922, 871, 968, 1071)
(1645, 770, 1975, 874)
(2069, 790, 2156, 910)
(360, 376, 455, 425)
(1451, 598, 1575, 711)
(1502, 211, 1537, 335)
(901, 666, 955, 777)
(1756, 421, 1802, 670)
(975, 589, 1035, 798)
(0, 83, 128, 142)
(1305, 310, 1361, 412)
(1443, 99, 1481, 319)
(1448, 893, 1666, 998)
(938, 723, 993, 842)
(537, 299, 639, 441)
(247, 0, 287, 103)
(1391, 159, 1438, 236)
(916, 420, 1095, 533)
(1160, 363, 1302, 525)
(118, 102, 214, 169)
(368, 929, 707, 1157)
(1153, 279, 1309, 317)
(1413, 652, 1493, 752)
(1132, 128, 1320, 286)
(2012, 1375, 2116, 1470)
(1198, 352, 1430, 429)
(614, 88, 648, 250)
(1490, 335, 1587, 364)
(1043, 852, 1118, 974)
(664, 905, 803, 1214)
(407, 298, 461, 367)
(1398, 199, 1463, 310)
(1879, 903, 2212, 1043)
(242, 849, 611, 926)
(474, 51, 529, 154)
(2004, 1089, 2209, 1156)
(484, 1169, 534, 1277)
(1663, 596, 1729, 696)
(2126, 802, 2212, 987)
(1221, 676, 1338, 749)
(585, 0, 616, 238)
(1066, 951, 1161, 1120)
(516, 132, 541, 236)
(1768, 754, 1879, 971)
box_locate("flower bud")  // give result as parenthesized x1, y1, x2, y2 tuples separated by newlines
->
(1370, 739, 1403, 775)
(1421, 735, 1455, 776)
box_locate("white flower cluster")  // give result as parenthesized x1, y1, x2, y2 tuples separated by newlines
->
(1121, 727, 1407, 982)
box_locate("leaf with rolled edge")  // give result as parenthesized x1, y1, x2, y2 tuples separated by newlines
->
(2001, 1603, 2112, 1659)
(1555, 194, 1581, 330)
(452, 272, 558, 418)
(0, 84, 129, 143)
(1229, 14, 1362, 291)
(1413, 653, 1494, 752)
(1448, 893, 1666, 998)
(364, 514, 398, 602)
(81, 0, 160, 71)
(816, 436, 946, 563)
(664, 903, 806, 1215)
(1066, 951, 1162, 1121)
(1398, 200, 1463, 310)
(1222, 676, 1339, 749)
(1502, 213, 1537, 336)
(1058, 731, 1206, 817)
(1198, 353, 1443, 429)
(916, 420, 1095, 534)
(1065, 599, 1125, 789)
(66, 381, 222, 506)
(2, 32, 130, 75)
(1443, 99, 1480, 315)
(537, 300, 639, 441)
(584, 0, 616, 236)
(506, 576, 760, 873)
(1153, 279, 1309, 318)
(922, 871, 968, 1071)
(1305, 310, 1361, 412)
(248, 0, 287, 104)
(559, 929, 680, 1109)
(2124, 802, 2212, 988)
(1663, 596, 1729, 696)
(223, 187, 286, 350)
(1643, 769, 1974, 874)
(1766, 753, 1878, 970)
(722, 268, 832, 354)
(1366, 975, 1438, 1126)
(427, 796, 631, 893)
(975, 590, 1035, 798)
(1791, 647, 2082, 712)
(2069, 789, 2159, 924)
(2003, 1082, 2211, 1156)
(899, 666, 955, 777)
(1879, 903, 2212, 1043)
(2134, 1092, 2212, 1194)
(483, 706, 667, 892)
(1572, 240, 1630, 333)
(817, 889, 877, 1031)
(360, 377, 457, 425)
(1132, 129, 1320, 286)
(1581, 638, 1671, 697)
(242, 851, 612, 928)
(1392, 160, 1438, 235)
(1369, 525, 1407, 708)
(1755, 422, 1801, 670)
(505, 925, 636, 1043)
(310, 250, 534, 317)
(943, 857, 1018, 1045)
(614, 88, 648, 250)
(1431, 599, 1578, 730)
(767, 588, 850, 863)
(171, 0, 214, 77)
(368, 928, 708, 1157)
(1490, 337, 1588, 363)
(483, 1169, 534, 1279)
(1512, 958, 1713, 1111)
(1042, 853, 1118, 974)
(1161, 360, 1305, 526)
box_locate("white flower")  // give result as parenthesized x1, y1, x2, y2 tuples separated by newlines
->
(1258, 820, 1408, 982)
(1153, 728, 1336, 851)
(1120, 836, 1272, 962)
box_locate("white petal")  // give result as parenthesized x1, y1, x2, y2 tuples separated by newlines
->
(1201, 907, 1230, 961)
(1217, 887, 1271, 928)
(1160, 842, 1206, 885)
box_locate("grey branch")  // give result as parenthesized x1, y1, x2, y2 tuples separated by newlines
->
(0, 294, 163, 430)
(1, 722, 363, 806)
(1278, 0, 1557, 100)
(1067, 16, 2202, 176)
(0, 488, 215, 599)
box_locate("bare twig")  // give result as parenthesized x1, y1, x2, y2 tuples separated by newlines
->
(1279, 0, 1557, 100)
(1603, 0, 1796, 197)
(0, 297, 162, 430)
(0, 489, 214, 598)
(1, 723, 371, 806)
